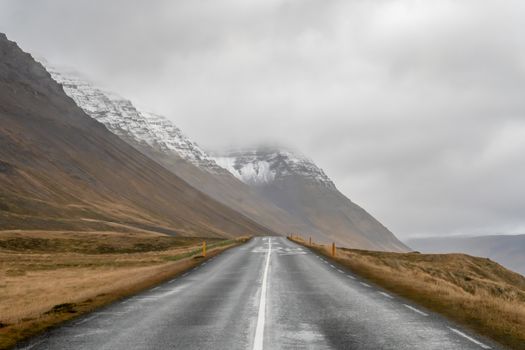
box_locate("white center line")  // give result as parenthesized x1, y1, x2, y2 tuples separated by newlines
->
(448, 327, 491, 349)
(379, 291, 394, 299)
(253, 238, 271, 350)
(403, 304, 429, 316)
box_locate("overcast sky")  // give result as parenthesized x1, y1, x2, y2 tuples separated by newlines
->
(1, 0, 524, 239)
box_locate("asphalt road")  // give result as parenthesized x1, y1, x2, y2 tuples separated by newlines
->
(17, 237, 503, 350)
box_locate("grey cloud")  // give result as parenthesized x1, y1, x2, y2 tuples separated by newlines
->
(1, 0, 524, 238)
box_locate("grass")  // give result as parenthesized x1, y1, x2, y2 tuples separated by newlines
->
(290, 236, 525, 350)
(0, 230, 248, 349)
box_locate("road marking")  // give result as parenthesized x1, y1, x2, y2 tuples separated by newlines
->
(76, 315, 97, 325)
(347, 275, 356, 280)
(360, 282, 371, 288)
(253, 238, 271, 350)
(379, 292, 394, 299)
(20, 339, 45, 350)
(447, 327, 491, 349)
(182, 273, 188, 277)
(95, 311, 127, 316)
(152, 286, 160, 291)
(403, 304, 428, 317)
(329, 264, 335, 268)
(337, 269, 344, 273)
(135, 297, 159, 301)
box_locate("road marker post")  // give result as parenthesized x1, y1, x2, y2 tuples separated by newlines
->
(331, 242, 336, 257)
(202, 241, 206, 257)
(309, 236, 312, 245)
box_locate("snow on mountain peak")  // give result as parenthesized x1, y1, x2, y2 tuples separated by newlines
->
(45, 64, 224, 174)
(214, 148, 336, 189)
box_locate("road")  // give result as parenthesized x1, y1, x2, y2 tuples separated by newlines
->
(17, 237, 502, 350)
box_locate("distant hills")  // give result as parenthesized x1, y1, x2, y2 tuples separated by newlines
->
(406, 234, 525, 275)
(47, 62, 408, 251)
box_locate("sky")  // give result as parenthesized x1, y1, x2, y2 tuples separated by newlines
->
(1, 0, 524, 239)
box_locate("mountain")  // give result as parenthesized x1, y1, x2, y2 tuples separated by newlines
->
(45, 65, 317, 239)
(0, 32, 271, 238)
(406, 235, 525, 276)
(44, 65, 226, 175)
(215, 149, 410, 251)
(44, 60, 408, 251)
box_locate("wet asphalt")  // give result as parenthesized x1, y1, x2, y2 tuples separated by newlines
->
(16, 237, 503, 350)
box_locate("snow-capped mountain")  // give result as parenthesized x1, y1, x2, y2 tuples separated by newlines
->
(0, 33, 271, 239)
(45, 65, 224, 174)
(43, 63, 408, 251)
(214, 149, 336, 189)
(215, 147, 409, 252)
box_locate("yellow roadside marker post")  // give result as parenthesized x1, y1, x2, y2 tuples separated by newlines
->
(202, 241, 207, 257)
(331, 242, 336, 257)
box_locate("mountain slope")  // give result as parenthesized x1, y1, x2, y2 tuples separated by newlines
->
(45, 65, 319, 239)
(44, 61, 407, 251)
(0, 33, 271, 238)
(215, 149, 409, 251)
(406, 234, 525, 276)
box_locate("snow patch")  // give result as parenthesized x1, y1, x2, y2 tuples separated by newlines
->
(213, 149, 336, 189)
(46, 65, 224, 174)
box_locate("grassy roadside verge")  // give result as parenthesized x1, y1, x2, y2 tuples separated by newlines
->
(289, 237, 525, 350)
(0, 231, 249, 349)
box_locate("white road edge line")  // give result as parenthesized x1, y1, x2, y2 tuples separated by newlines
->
(379, 291, 394, 299)
(253, 238, 271, 350)
(76, 315, 97, 325)
(329, 264, 335, 268)
(448, 327, 491, 349)
(152, 286, 160, 291)
(403, 304, 429, 317)
(360, 282, 371, 288)
(347, 275, 356, 280)
(19, 339, 45, 350)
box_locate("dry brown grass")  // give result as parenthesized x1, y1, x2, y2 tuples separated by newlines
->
(0, 230, 247, 349)
(290, 237, 525, 350)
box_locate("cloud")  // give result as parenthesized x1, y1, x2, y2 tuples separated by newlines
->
(1, 0, 524, 238)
